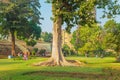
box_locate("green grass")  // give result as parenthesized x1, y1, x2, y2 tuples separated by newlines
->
(0, 57, 120, 80)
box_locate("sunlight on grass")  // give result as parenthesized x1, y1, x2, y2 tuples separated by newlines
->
(0, 57, 120, 80)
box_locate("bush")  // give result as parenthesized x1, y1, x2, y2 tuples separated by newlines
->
(31, 48, 38, 56)
(26, 40, 37, 47)
(38, 49, 46, 56)
(62, 44, 75, 56)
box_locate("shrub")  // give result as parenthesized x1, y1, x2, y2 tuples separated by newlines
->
(31, 48, 38, 56)
(62, 44, 75, 56)
(38, 49, 46, 56)
(26, 40, 37, 47)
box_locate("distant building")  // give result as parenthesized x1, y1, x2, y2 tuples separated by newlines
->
(0, 40, 21, 56)
(34, 42, 52, 52)
(27, 42, 52, 56)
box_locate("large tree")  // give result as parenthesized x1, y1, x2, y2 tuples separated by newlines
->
(0, 0, 41, 56)
(35, 0, 120, 66)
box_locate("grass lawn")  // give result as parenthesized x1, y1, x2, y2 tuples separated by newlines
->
(0, 57, 120, 80)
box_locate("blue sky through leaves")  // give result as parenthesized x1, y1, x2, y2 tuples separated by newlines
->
(40, 0, 120, 32)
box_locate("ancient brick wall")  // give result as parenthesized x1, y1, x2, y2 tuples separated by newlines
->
(0, 42, 21, 55)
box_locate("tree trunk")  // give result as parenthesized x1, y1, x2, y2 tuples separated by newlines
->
(34, 17, 82, 66)
(10, 29, 16, 56)
(50, 17, 67, 66)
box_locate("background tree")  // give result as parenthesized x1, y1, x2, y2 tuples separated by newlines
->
(0, 0, 41, 56)
(62, 44, 71, 56)
(104, 20, 120, 61)
(41, 32, 52, 42)
(17, 21, 41, 47)
(71, 24, 105, 57)
(71, 20, 120, 58)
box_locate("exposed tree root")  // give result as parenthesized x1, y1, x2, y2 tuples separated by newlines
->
(33, 58, 84, 66)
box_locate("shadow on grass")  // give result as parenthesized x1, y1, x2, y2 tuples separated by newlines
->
(22, 71, 104, 80)
(0, 62, 23, 65)
(23, 68, 120, 80)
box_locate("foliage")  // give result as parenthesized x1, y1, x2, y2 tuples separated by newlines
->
(38, 49, 46, 56)
(31, 48, 38, 56)
(41, 32, 52, 42)
(17, 21, 42, 41)
(103, 20, 120, 60)
(26, 40, 37, 47)
(71, 19, 120, 58)
(62, 44, 75, 56)
(46, 0, 120, 32)
(71, 25, 104, 56)
(0, 0, 41, 35)
(0, 26, 8, 40)
(62, 44, 70, 56)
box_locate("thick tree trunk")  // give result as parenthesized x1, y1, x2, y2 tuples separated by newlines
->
(50, 17, 67, 65)
(10, 29, 16, 56)
(34, 17, 82, 66)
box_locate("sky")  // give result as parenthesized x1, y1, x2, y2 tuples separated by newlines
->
(40, 0, 120, 32)
(40, 0, 52, 32)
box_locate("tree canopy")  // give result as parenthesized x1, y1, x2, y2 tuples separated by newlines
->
(71, 20, 120, 58)
(104, 20, 120, 54)
(46, 0, 120, 32)
(0, 0, 41, 38)
(41, 32, 52, 42)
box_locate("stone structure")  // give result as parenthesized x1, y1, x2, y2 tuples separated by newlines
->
(62, 29, 74, 49)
